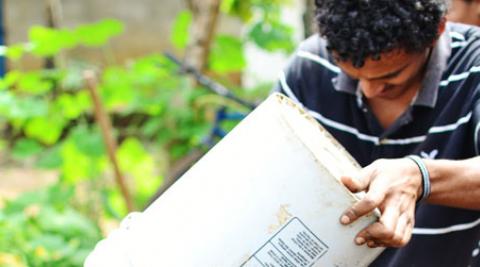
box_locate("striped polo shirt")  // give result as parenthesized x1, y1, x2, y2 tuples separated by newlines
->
(275, 22, 480, 266)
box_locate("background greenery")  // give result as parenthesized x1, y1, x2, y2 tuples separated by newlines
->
(0, 1, 298, 266)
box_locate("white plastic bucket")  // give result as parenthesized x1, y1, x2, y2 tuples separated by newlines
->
(85, 93, 384, 267)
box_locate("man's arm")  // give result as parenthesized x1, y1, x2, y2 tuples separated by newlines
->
(427, 97, 480, 209)
(339, 92, 480, 248)
(426, 157, 480, 209)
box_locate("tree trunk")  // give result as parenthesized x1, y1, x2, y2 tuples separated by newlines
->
(45, 0, 65, 69)
(184, 0, 221, 72)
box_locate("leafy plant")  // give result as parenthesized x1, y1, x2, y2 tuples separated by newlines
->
(0, 184, 102, 267)
(221, 0, 296, 53)
(1, 1, 293, 266)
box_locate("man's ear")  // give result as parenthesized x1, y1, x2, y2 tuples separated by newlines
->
(438, 17, 447, 37)
(429, 17, 446, 48)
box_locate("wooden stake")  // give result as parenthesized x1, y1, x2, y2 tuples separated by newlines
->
(83, 70, 134, 212)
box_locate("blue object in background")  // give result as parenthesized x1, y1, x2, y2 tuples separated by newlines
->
(0, 0, 5, 77)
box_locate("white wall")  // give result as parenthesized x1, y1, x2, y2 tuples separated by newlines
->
(4, 0, 305, 86)
(4, 0, 241, 65)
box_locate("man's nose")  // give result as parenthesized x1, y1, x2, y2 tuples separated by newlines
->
(359, 79, 386, 98)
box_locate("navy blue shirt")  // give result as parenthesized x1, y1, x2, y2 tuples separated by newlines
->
(275, 23, 480, 266)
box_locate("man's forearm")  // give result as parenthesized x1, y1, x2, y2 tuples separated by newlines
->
(425, 156, 480, 210)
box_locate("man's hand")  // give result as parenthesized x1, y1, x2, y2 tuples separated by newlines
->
(340, 158, 423, 248)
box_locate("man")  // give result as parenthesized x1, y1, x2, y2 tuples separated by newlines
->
(448, 0, 480, 26)
(275, 0, 480, 266)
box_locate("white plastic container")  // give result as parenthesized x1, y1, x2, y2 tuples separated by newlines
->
(85, 93, 384, 267)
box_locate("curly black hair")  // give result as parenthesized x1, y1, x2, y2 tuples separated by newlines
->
(315, 0, 448, 67)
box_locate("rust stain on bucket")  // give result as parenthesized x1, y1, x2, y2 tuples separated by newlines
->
(268, 204, 293, 233)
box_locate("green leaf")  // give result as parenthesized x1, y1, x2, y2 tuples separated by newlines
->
(12, 138, 43, 159)
(100, 66, 135, 110)
(220, 0, 254, 21)
(29, 26, 78, 56)
(170, 11, 192, 49)
(25, 116, 65, 145)
(76, 19, 124, 47)
(54, 92, 91, 120)
(0, 92, 49, 120)
(29, 234, 68, 252)
(69, 126, 105, 158)
(17, 71, 54, 95)
(3, 190, 48, 214)
(0, 71, 21, 90)
(248, 20, 295, 53)
(117, 138, 161, 205)
(36, 207, 100, 241)
(5, 44, 25, 61)
(0, 91, 16, 116)
(220, 0, 237, 13)
(208, 35, 246, 73)
(104, 189, 127, 218)
(60, 141, 93, 183)
(36, 145, 63, 169)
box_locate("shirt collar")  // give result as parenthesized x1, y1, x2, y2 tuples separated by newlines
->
(331, 27, 452, 108)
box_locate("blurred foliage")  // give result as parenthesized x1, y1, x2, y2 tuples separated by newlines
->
(0, 0, 295, 266)
(0, 18, 214, 267)
(172, 0, 295, 74)
(221, 0, 296, 53)
(0, 184, 101, 267)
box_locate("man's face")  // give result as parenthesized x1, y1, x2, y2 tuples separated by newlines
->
(334, 49, 430, 101)
(447, 0, 480, 26)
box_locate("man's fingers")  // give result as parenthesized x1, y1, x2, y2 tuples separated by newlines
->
(340, 175, 365, 193)
(375, 200, 401, 240)
(397, 206, 415, 247)
(356, 200, 400, 244)
(391, 213, 413, 247)
(340, 188, 385, 224)
(355, 203, 415, 247)
(340, 166, 373, 193)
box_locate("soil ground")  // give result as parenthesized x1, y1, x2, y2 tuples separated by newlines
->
(0, 167, 57, 206)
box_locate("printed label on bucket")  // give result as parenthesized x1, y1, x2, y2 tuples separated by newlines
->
(242, 218, 328, 267)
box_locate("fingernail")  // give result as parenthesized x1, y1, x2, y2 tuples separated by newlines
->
(340, 215, 350, 224)
(355, 237, 365, 245)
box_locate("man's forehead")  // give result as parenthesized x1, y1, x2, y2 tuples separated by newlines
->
(362, 50, 415, 69)
(333, 49, 418, 67)
(335, 49, 418, 76)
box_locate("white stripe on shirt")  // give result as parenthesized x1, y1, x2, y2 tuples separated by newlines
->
(308, 110, 381, 144)
(297, 50, 341, 73)
(449, 31, 465, 41)
(440, 66, 480, 87)
(279, 77, 472, 145)
(451, 41, 468, 49)
(429, 112, 472, 133)
(413, 217, 480, 235)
